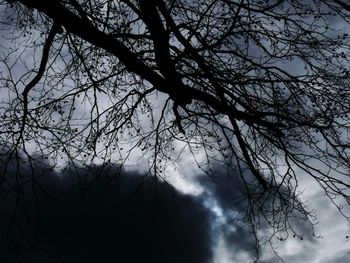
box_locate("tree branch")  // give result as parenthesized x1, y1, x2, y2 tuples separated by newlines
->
(22, 21, 61, 119)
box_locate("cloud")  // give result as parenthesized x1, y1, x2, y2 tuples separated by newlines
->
(319, 249, 350, 263)
(193, 168, 258, 259)
(191, 164, 319, 262)
(0, 154, 214, 263)
(0, 148, 337, 263)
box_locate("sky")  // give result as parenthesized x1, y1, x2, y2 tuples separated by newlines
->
(0, 150, 349, 263)
(0, 1, 350, 263)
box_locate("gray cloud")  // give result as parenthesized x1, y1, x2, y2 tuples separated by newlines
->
(192, 164, 318, 262)
(319, 249, 350, 263)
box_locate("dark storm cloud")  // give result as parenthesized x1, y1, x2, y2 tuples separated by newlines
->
(0, 148, 319, 263)
(0, 153, 214, 263)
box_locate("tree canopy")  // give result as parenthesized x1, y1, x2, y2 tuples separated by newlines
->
(1, 0, 350, 260)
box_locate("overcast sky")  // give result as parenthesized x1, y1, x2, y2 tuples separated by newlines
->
(0, 150, 349, 263)
(0, 2, 350, 263)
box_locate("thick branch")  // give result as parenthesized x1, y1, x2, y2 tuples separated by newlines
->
(18, 21, 61, 147)
(138, 0, 172, 77)
(229, 116, 269, 191)
(22, 21, 61, 115)
(14, 0, 286, 141)
(15, 0, 167, 89)
(333, 0, 350, 11)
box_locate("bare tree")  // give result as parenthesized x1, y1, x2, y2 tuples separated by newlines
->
(1, 0, 350, 258)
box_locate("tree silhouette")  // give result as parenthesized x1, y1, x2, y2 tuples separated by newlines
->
(1, 0, 350, 259)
